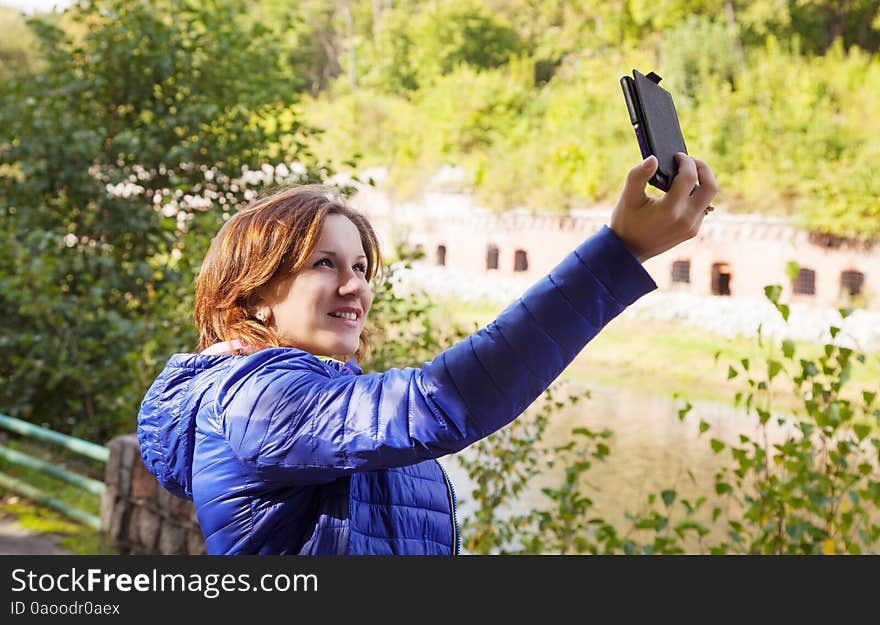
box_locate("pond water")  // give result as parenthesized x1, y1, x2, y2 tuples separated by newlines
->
(439, 381, 797, 553)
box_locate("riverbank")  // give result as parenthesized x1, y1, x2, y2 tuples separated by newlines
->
(428, 290, 880, 414)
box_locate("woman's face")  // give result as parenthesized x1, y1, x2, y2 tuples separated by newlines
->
(261, 213, 373, 359)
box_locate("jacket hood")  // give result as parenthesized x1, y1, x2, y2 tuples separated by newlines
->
(136, 350, 363, 500)
(136, 353, 237, 500)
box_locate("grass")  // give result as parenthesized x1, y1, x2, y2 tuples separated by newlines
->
(434, 295, 880, 413)
(0, 438, 118, 555)
(0, 496, 117, 555)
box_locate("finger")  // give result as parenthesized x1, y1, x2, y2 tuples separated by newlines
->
(688, 158, 718, 211)
(666, 153, 698, 205)
(620, 155, 657, 207)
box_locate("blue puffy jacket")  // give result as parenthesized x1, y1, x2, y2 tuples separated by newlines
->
(136, 226, 656, 554)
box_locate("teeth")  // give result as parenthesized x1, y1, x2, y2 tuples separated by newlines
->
(329, 312, 357, 320)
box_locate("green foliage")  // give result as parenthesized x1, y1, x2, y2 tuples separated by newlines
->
(0, 0, 324, 441)
(358, 0, 523, 93)
(659, 14, 742, 101)
(702, 290, 880, 554)
(455, 282, 880, 554)
(0, 6, 46, 79)
(253, 0, 341, 96)
(455, 382, 614, 554)
(470, 48, 648, 211)
(302, 61, 536, 200)
(360, 244, 472, 372)
(299, 1, 880, 238)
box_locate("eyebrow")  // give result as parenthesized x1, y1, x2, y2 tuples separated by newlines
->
(316, 250, 367, 260)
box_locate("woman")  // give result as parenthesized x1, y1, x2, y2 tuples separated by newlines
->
(137, 154, 717, 554)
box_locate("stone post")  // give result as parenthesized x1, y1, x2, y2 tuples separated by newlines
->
(101, 435, 205, 555)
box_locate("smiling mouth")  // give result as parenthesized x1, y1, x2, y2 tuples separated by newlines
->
(328, 312, 359, 321)
(327, 312, 360, 327)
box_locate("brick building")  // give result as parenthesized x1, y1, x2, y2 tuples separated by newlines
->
(353, 188, 879, 311)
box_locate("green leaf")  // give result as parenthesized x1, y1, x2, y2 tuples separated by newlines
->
(699, 420, 710, 434)
(784, 261, 800, 283)
(710, 438, 725, 453)
(764, 284, 782, 304)
(854, 424, 871, 441)
(741, 358, 749, 371)
(727, 366, 738, 379)
(829, 327, 840, 339)
(661, 489, 676, 507)
(677, 401, 692, 422)
(778, 304, 790, 322)
(801, 360, 819, 378)
(782, 340, 795, 359)
(767, 360, 782, 381)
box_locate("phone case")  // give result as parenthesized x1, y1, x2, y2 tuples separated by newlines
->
(620, 70, 687, 191)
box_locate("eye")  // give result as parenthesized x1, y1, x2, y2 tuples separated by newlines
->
(354, 262, 367, 274)
(314, 258, 333, 268)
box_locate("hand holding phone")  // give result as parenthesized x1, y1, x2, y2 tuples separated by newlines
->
(620, 70, 687, 192)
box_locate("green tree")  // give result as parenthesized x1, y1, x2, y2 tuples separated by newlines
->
(255, 0, 343, 96)
(0, 0, 322, 441)
(359, 0, 523, 93)
(0, 6, 46, 79)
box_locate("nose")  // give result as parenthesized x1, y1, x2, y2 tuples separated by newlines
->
(337, 267, 365, 298)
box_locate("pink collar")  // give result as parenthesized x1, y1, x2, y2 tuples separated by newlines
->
(200, 340, 247, 355)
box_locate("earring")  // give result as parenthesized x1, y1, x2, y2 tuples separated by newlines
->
(256, 309, 268, 323)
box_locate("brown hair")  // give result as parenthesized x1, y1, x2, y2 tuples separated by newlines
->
(194, 184, 382, 361)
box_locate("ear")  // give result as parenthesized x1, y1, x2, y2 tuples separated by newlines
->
(248, 288, 272, 324)
(255, 306, 271, 323)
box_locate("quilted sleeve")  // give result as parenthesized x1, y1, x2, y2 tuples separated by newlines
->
(217, 225, 656, 485)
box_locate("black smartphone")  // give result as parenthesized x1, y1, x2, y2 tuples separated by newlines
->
(620, 69, 687, 191)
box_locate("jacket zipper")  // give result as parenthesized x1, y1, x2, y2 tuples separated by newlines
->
(437, 460, 461, 555)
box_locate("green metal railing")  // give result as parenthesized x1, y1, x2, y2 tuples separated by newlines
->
(0, 413, 107, 530)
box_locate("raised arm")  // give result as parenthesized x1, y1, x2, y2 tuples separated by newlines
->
(220, 155, 717, 485)
(218, 226, 652, 484)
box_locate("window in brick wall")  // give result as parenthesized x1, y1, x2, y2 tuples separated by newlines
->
(671, 260, 691, 284)
(792, 267, 816, 295)
(711, 262, 732, 296)
(486, 245, 499, 270)
(436, 245, 446, 267)
(840, 270, 864, 297)
(514, 249, 528, 272)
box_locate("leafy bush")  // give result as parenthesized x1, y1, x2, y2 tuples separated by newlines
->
(0, 0, 325, 441)
(358, 0, 523, 93)
(455, 278, 880, 554)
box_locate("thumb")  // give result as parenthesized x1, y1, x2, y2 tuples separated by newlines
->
(620, 155, 657, 205)
(633, 154, 659, 180)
